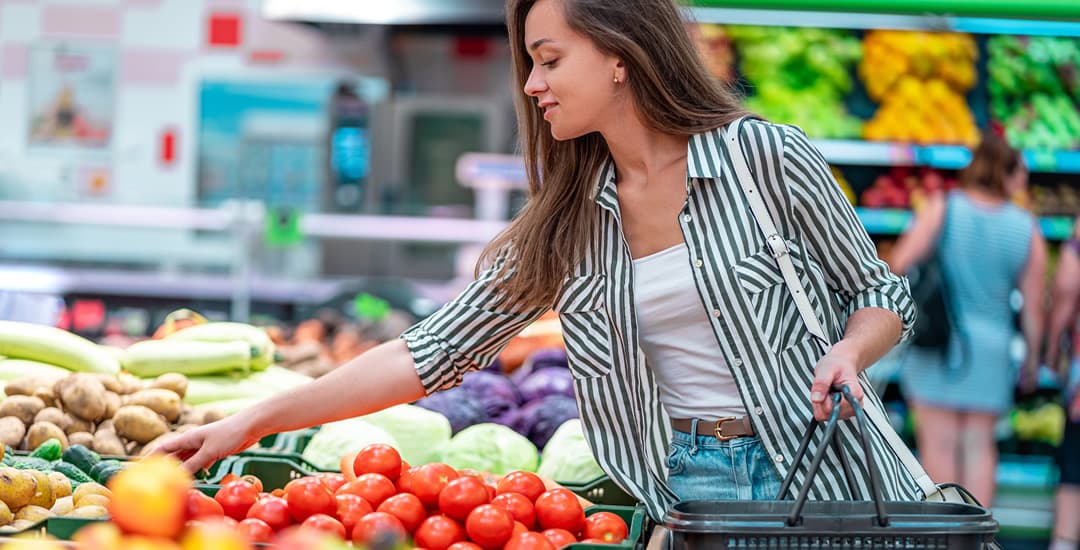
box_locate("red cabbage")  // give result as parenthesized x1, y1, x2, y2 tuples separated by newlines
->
(510, 348, 569, 385)
(415, 386, 488, 434)
(461, 370, 522, 419)
(509, 395, 580, 449)
(517, 368, 575, 403)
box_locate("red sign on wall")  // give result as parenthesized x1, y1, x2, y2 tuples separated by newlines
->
(208, 12, 242, 47)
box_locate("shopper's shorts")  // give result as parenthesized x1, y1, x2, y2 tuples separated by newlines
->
(1058, 415, 1080, 486)
(666, 428, 783, 502)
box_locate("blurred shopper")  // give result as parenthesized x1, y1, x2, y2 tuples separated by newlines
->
(161, 0, 927, 521)
(888, 131, 1047, 506)
(1046, 216, 1080, 550)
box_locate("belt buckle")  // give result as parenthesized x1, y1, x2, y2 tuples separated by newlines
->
(713, 416, 738, 441)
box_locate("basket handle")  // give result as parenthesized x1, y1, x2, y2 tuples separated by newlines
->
(775, 385, 889, 528)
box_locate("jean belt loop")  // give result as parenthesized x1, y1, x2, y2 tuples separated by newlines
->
(688, 418, 700, 455)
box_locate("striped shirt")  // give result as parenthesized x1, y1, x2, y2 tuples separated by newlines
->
(402, 119, 921, 521)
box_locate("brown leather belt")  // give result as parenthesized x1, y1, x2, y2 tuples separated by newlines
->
(671, 416, 755, 441)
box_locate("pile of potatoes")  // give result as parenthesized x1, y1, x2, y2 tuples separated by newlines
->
(0, 372, 224, 457)
(0, 466, 110, 532)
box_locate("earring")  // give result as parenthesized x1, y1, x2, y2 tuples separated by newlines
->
(613, 76, 619, 83)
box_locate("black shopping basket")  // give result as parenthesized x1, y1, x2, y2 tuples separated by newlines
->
(663, 386, 1000, 549)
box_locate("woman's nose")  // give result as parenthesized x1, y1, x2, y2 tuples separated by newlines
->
(523, 68, 545, 97)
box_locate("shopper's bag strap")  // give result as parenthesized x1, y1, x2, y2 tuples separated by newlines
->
(722, 119, 947, 502)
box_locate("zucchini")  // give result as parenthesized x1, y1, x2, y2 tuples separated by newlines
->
(62, 445, 101, 475)
(12, 456, 53, 471)
(90, 461, 124, 485)
(51, 461, 94, 485)
(29, 438, 63, 462)
(124, 340, 251, 377)
(0, 320, 120, 374)
(166, 322, 275, 371)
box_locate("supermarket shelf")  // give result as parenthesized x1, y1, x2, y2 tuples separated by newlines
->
(812, 140, 1080, 174)
(857, 208, 1075, 240)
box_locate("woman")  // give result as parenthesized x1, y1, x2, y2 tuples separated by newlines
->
(1046, 217, 1080, 550)
(888, 131, 1047, 507)
(162, 0, 923, 521)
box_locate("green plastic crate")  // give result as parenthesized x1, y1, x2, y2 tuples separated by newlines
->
(45, 516, 102, 540)
(561, 475, 638, 506)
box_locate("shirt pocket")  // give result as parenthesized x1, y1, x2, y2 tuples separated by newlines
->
(555, 275, 614, 379)
(732, 240, 811, 354)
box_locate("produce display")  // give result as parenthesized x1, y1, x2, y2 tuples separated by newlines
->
(0, 443, 111, 534)
(727, 26, 864, 139)
(859, 30, 980, 145)
(689, 23, 736, 82)
(859, 167, 958, 210)
(987, 36, 1080, 150)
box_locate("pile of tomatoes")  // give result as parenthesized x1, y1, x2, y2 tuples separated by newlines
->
(195, 444, 629, 549)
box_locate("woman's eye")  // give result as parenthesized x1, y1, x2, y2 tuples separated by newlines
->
(540, 59, 558, 67)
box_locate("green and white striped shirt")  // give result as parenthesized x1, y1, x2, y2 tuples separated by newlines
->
(402, 118, 921, 520)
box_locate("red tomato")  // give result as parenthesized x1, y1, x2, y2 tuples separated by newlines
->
(240, 474, 264, 493)
(215, 480, 259, 521)
(397, 465, 417, 493)
(512, 521, 528, 537)
(284, 477, 337, 523)
(491, 492, 536, 529)
(542, 527, 578, 548)
(218, 516, 238, 528)
(496, 472, 546, 502)
(504, 531, 556, 550)
(340, 451, 360, 482)
(246, 495, 291, 531)
(465, 504, 515, 550)
(315, 472, 348, 494)
(447, 543, 483, 550)
(377, 493, 427, 533)
(354, 443, 403, 481)
(438, 477, 490, 522)
(301, 513, 347, 539)
(236, 518, 274, 544)
(186, 488, 224, 520)
(337, 473, 397, 508)
(410, 463, 460, 508)
(414, 515, 467, 550)
(534, 489, 585, 535)
(351, 512, 407, 545)
(583, 512, 628, 543)
(335, 494, 373, 533)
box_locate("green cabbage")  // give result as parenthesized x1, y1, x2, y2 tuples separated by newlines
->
(301, 417, 399, 470)
(360, 404, 452, 466)
(441, 423, 539, 475)
(537, 419, 604, 483)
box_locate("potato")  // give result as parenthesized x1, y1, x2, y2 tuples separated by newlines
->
(3, 378, 42, 397)
(177, 408, 203, 426)
(0, 468, 36, 510)
(93, 373, 123, 394)
(46, 472, 72, 500)
(65, 504, 108, 518)
(124, 439, 141, 456)
(91, 429, 125, 456)
(68, 432, 94, 448)
(33, 408, 70, 431)
(96, 419, 114, 434)
(14, 504, 52, 523)
(63, 414, 93, 436)
(124, 389, 182, 423)
(103, 391, 121, 419)
(200, 407, 226, 425)
(26, 421, 68, 451)
(26, 469, 54, 509)
(32, 387, 57, 409)
(49, 496, 73, 516)
(0, 417, 26, 448)
(72, 483, 110, 506)
(0, 396, 45, 426)
(149, 373, 188, 399)
(113, 405, 168, 445)
(115, 373, 144, 395)
(74, 493, 109, 509)
(4, 519, 39, 531)
(0, 500, 10, 527)
(59, 374, 108, 422)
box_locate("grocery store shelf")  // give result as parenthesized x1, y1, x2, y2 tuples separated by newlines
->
(689, 1, 1080, 28)
(857, 208, 1075, 240)
(812, 141, 1080, 174)
(0, 200, 238, 231)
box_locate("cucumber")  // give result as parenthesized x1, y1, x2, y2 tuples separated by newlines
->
(12, 456, 53, 471)
(51, 461, 94, 485)
(29, 438, 63, 462)
(166, 322, 275, 370)
(62, 445, 101, 475)
(90, 460, 124, 485)
(124, 340, 251, 377)
(0, 320, 120, 374)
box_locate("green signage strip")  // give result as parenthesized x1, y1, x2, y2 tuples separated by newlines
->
(688, 0, 1080, 21)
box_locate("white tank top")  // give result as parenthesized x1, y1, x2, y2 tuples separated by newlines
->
(633, 242, 747, 421)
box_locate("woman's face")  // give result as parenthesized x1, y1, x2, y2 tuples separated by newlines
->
(1006, 161, 1029, 197)
(522, 0, 623, 140)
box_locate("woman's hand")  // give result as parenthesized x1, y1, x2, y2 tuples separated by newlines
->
(154, 412, 260, 474)
(810, 347, 863, 422)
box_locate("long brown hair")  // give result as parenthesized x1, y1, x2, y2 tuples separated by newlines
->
(481, 0, 748, 310)
(960, 130, 1021, 198)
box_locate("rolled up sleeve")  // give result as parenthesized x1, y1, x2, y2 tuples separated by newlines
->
(400, 254, 548, 394)
(782, 125, 916, 342)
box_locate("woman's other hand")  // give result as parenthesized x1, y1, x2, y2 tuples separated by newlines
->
(810, 346, 863, 421)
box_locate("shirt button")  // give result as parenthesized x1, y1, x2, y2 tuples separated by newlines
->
(754, 407, 764, 415)
(694, 259, 703, 268)
(731, 358, 743, 367)
(682, 214, 692, 222)
(712, 309, 721, 318)
(775, 454, 785, 463)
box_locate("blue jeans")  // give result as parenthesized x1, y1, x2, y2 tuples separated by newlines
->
(666, 421, 784, 502)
